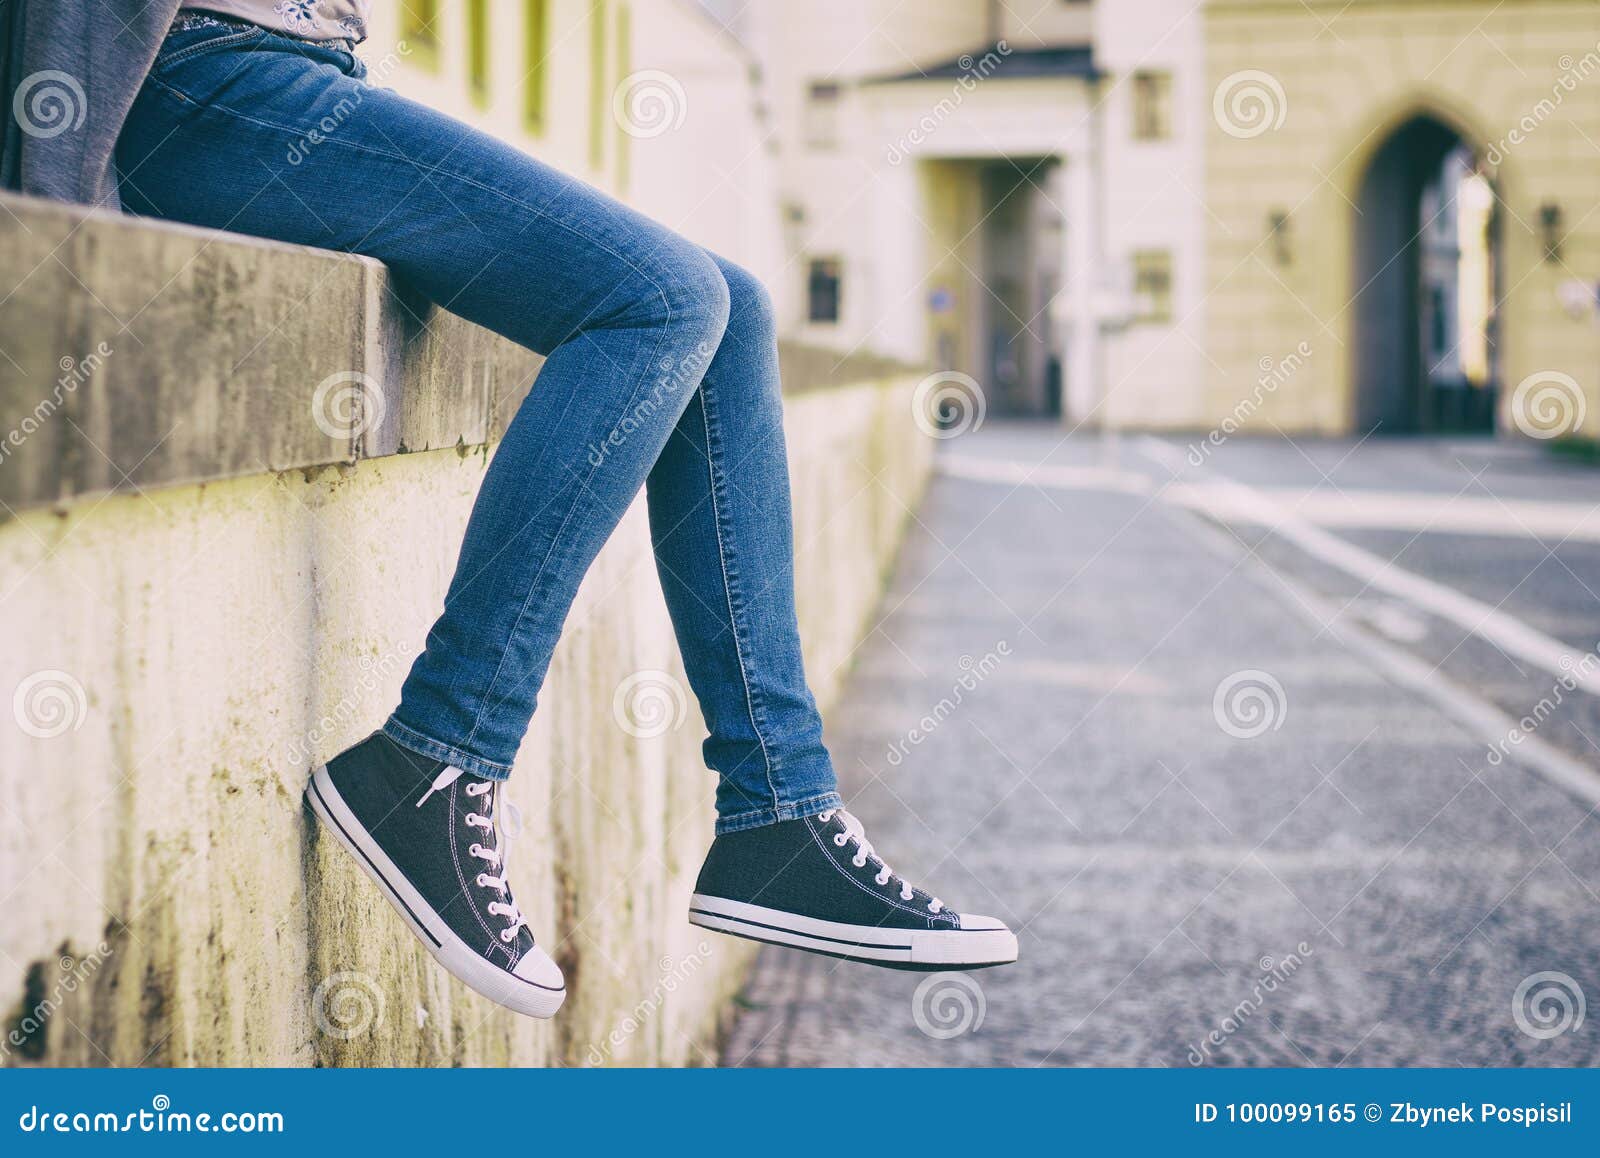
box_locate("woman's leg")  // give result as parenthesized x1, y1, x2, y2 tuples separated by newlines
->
(116, 28, 735, 782)
(647, 258, 1014, 970)
(646, 258, 839, 832)
(116, 24, 1012, 986)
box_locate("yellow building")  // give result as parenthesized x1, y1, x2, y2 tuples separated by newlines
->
(1203, 0, 1600, 439)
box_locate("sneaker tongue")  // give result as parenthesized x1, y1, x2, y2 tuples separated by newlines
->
(497, 791, 524, 839)
(834, 809, 868, 842)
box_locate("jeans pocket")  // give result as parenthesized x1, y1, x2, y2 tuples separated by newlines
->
(151, 26, 270, 76)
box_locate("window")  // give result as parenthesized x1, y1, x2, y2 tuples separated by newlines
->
(1131, 250, 1173, 323)
(524, 0, 549, 133)
(400, 0, 441, 70)
(807, 258, 843, 324)
(1131, 70, 1172, 141)
(589, 1, 608, 170)
(467, 0, 490, 106)
(805, 81, 841, 149)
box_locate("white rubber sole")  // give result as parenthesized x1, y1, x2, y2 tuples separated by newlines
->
(306, 764, 566, 1019)
(689, 893, 1019, 970)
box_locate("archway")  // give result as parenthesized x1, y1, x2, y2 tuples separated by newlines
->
(1351, 114, 1499, 433)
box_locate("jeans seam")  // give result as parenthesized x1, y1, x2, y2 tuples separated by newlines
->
(698, 387, 783, 814)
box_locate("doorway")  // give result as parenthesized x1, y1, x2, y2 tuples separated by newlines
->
(1351, 115, 1499, 433)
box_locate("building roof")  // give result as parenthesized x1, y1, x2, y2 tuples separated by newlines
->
(865, 44, 1099, 85)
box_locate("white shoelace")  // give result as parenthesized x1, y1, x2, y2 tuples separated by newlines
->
(417, 767, 529, 943)
(819, 808, 943, 913)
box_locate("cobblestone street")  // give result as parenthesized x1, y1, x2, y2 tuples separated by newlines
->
(725, 425, 1600, 1067)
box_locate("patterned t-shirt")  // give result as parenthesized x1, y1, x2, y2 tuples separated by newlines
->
(179, 1, 372, 43)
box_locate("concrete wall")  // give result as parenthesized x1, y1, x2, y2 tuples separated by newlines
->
(0, 194, 932, 1067)
(1204, 0, 1600, 436)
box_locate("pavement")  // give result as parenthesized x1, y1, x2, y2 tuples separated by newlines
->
(722, 423, 1600, 1067)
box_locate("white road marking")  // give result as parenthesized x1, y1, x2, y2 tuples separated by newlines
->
(936, 444, 1600, 811)
(939, 454, 1153, 495)
(1168, 504, 1600, 810)
(1163, 484, 1600, 544)
(937, 443, 1600, 696)
(1139, 439, 1600, 697)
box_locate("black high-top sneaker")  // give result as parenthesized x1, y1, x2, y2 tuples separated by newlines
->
(690, 808, 1017, 970)
(305, 732, 565, 1018)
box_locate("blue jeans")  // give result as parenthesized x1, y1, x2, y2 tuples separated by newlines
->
(115, 23, 840, 832)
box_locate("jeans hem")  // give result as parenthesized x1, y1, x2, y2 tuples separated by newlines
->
(381, 717, 513, 782)
(716, 790, 842, 836)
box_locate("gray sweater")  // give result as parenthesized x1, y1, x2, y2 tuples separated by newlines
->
(1, 0, 183, 209)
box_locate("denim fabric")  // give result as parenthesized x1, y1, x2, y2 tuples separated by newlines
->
(115, 25, 840, 832)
